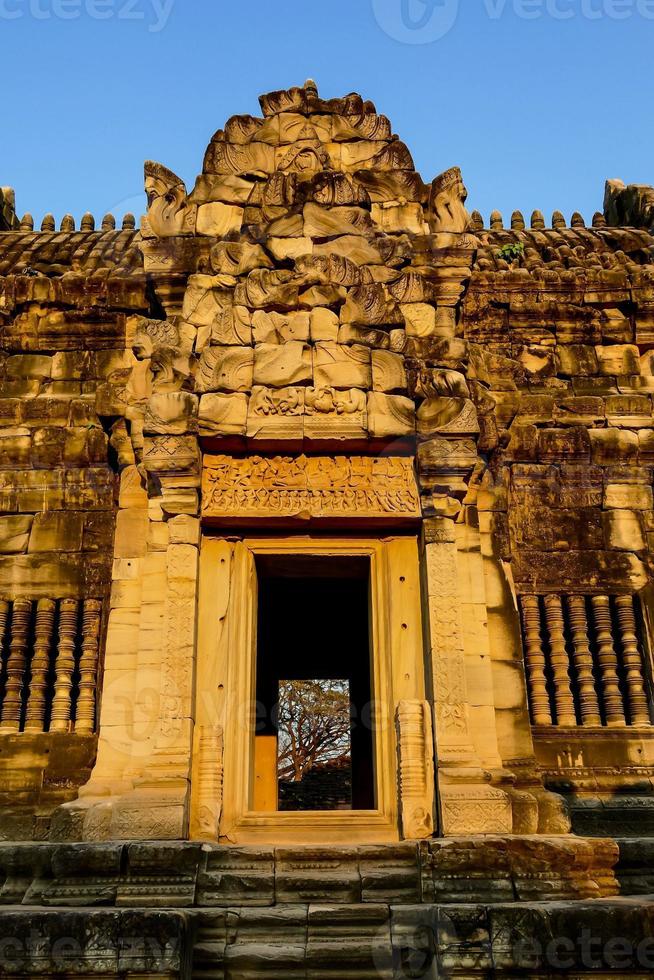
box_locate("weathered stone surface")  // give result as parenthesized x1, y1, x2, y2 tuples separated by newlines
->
(367, 392, 415, 438)
(252, 310, 310, 344)
(198, 392, 248, 435)
(0, 514, 33, 553)
(197, 202, 244, 236)
(28, 512, 84, 553)
(313, 342, 371, 389)
(309, 307, 339, 342)
(604, 482, 653, 510)
(253, 341, 312, 387)
(144, 391, 199, 435)
(195, 346, 254, 393)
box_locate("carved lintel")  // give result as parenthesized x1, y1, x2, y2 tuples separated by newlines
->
(202, 454, 421, 523)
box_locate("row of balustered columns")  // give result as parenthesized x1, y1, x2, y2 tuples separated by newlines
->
(520, 594, 651, 728)
(0, 598, 102, 734)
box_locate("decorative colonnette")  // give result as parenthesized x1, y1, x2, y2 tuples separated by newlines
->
(0, 598, 103, 734)
(519, 593, 652, 728)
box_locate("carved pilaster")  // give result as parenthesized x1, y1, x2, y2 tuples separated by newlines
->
(397, 700, 434, 840)
(615, 595, 651, 726)
(191, 724, 224, 841)
(0, 599, 31, 732)
(75, 600, 102, 735)
(423, 519, 512, 835)
(156, 543, 198, 764)
(425, 526, 473, 757)
(591, 595, 626, 728)
(520, 596, 552, 726)
(566, 596, 602, 727)
(543, 595, 576, 726)
(50, 600, 80, 734)
(25, 599, 56, 733)
(109, 542, 199, 841)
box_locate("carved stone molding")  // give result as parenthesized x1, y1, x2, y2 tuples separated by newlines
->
(202, 454, 421, 524)
(397, 700, 435, 839)
(190, 724, 224, 841)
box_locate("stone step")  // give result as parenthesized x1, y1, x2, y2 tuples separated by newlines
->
(616, 837, 654, 895)
(568, 795, 654, 838)
(0, 836, 623, 909)
(2, 899, 654, 978)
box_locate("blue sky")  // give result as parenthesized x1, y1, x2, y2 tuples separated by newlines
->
(1, 0, 652, 227)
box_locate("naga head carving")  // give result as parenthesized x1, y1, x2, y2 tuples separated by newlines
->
(144, 161, 192, 237)
(427, 166, 473, 237)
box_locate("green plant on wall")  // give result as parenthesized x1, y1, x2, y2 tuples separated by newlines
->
(497, 242, 525, 262)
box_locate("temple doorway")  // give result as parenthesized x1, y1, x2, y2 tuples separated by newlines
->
(253, 555, 376, 813)
(195, 535, 429, 844)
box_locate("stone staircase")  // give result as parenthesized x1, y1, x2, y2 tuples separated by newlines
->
(0, 838, 652, 977)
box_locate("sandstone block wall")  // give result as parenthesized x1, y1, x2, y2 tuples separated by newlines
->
(0, 232, 150, 833)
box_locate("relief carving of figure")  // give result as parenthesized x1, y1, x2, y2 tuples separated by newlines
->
(252, 387, 304, 417)
(269, 456, 307, 490)
(202, 455, 421, 519)
(305, 387, 366, 416)
(305, 387, 336, 414)
(131, 315, 192, 390)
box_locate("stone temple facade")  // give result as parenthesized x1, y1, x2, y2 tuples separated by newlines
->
(1, 81, 654, 976)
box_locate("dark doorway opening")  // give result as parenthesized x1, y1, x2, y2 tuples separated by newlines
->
(255, 554, 375, 812)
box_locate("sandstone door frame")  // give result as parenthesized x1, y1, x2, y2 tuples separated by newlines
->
(192, 534, 431, 844)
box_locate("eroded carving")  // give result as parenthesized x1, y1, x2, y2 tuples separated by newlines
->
(202, 454, 421, 521)
(143, 161, 195, 237)
(427, 166, 472, 236)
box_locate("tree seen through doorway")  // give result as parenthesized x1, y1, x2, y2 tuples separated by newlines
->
(277, 679, 352, 810)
